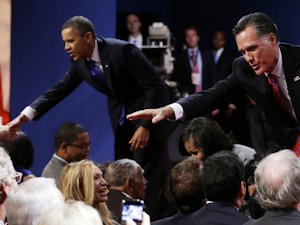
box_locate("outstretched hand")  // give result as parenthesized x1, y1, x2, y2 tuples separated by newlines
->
(126, 106, 175, 124)
(8, 114, 29, 130)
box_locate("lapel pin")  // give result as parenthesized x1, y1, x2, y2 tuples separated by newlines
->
(294, 76, 300, 82)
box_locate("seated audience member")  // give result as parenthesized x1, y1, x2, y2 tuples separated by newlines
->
(0, 147, 19, 225)
(126, 13, 144, 48)
(189, 151, 251, 225)
(6, 177, 64, 225)
(244, 150, 300, 225)
(36, 200, 103, 225)
(2, 131, 35, 182)
(104, 159, 147, 222)
(41, 122, 90, 186)
(179, 117, 256, 166)
(152, 157, 205, 225)
(60, 160, 118, 225)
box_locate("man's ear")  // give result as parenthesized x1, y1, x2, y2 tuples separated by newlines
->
(61, 143, 68, 152)
(0, 184, 8, 204)
(84, 32, 94, 42)
(240, 181, 247, 198)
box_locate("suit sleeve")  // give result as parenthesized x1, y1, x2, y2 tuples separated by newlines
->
(29, 65, 83, 120)
(123, 44, 173, 128)
(177, 60, 247, 120)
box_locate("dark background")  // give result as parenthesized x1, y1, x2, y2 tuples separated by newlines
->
(11, 0, 300, 175)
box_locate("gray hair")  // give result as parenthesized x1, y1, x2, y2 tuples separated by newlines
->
(0, 147, 15, 186)
(36, 200, 103, 225)
(105, 159, 141, 186)
(6, 177, 64, 225)
(255, 150, 300, 209)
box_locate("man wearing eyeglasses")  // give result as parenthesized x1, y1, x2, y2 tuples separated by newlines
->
(41, 122, 90, 186)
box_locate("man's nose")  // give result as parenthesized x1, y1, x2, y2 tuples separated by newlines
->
(244, 52, 253, 63)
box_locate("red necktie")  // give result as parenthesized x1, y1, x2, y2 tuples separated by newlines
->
(293, 134, 300, 157)
(267, 74, 292, 118)
(267, 74, 300, 156)
(191, 50, 201, 92)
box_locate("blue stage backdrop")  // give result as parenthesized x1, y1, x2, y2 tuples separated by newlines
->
(11, 0, 116, 175)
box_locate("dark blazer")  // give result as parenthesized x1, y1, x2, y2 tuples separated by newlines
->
(106, 189, 132, 223)
(215, 48, 235, 81)
(171, 49, 216, 95)
(151, 212, 195, 225)
(244, 208, 300, 225)
(189, 202, 250, 225)
(178, 43, 300, 150)
(29, 37, 174, 139)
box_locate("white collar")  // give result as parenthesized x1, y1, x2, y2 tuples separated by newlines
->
(265, 46, 284, 78)
(90, 40, 101, 63)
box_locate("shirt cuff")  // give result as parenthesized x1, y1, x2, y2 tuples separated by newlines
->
(168, 103, 184, 120)
(21, 106, 36, 121)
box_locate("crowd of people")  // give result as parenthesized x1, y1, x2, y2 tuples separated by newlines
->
(0, 11, 300, 225)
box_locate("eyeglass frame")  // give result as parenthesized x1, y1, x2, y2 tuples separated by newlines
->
(67, 142, 91, 150)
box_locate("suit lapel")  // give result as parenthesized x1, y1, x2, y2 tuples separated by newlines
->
(280, 45, 300, 122)
(97, 38, 117, 97)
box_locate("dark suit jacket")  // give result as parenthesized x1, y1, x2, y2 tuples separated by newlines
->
(106, 189, 132, 223)
(151, 212, 195, 225)
(178, 43, 300, 150)
(215, 48, 235, 81)
(189, 202, 250, 225)
(29, 37, 174, 140)
(171, 49, 216, 95)
(244, 208, 300, 225)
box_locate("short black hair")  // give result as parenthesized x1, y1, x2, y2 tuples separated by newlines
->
(232, 12, 278, 41)
(62, 16, 96, 39)
(54, 122, 87, 150)
(202, 151, 245, 204)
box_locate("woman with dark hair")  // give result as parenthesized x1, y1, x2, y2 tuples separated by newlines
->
(179, 117, 256, 166)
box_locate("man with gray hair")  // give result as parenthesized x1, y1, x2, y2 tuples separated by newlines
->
(0, 147, 19, 225)
(104, 158, 147, 222)
(244, 149, 300, 225)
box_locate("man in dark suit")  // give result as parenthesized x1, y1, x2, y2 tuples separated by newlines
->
(244, 150, 300, 225)
(171, 26, 216, 97)
(128, 12, 300, 154)
(104, 159, 147, 223)
(9, 16, 174, 219)
(189, 151, 250, 225)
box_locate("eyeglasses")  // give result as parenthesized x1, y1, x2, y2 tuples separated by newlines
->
(67, 142, 91, 150)
(12, 172, 23, 184)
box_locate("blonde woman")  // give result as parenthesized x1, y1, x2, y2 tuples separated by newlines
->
(60, 160, 118, 225)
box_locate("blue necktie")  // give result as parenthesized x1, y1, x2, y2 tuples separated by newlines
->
(88, 60, 107, 87)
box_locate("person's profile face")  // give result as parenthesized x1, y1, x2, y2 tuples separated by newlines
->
(61, 27, 94, 61)
(130, 167, 147, 200)
(185, 29, 200, 49)
(184, 137, 205, 161)
(66, 132, 90, 162)
(235, 25, 278, 76)
(93, 166, 108, 203)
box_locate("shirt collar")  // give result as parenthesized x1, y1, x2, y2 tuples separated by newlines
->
(90, 40, 100, 63)
(53, 153, 68, 164)
(265, 47, 284, 78)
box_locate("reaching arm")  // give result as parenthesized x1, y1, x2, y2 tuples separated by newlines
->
(127, 106, 175, 124)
